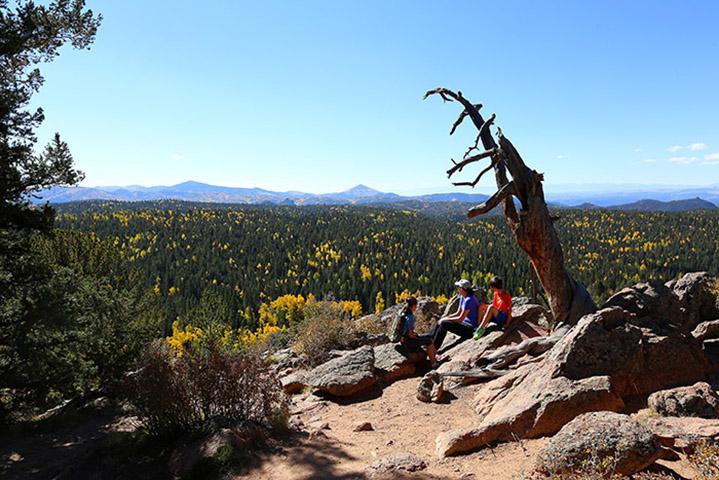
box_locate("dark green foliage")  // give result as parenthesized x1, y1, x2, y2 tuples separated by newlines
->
(1, 232, 160, 419)
(0, 1, 115, 421)
(1, 0, 100, 236)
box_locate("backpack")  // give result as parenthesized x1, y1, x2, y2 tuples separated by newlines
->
(388, 311, 407, 343)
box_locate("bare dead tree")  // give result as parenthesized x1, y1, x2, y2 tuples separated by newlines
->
(425, 88, 596, 328)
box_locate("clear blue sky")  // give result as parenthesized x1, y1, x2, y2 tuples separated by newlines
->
(32, 0, 719, 195)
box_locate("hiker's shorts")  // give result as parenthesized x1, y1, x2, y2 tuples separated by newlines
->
(494, 310, 508, 327)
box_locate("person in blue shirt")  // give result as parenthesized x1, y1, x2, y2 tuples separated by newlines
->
(399, 297, 433, 353)
(422, 279, 482, 368)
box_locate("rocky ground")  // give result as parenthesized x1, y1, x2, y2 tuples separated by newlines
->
(3, 273, 719, 479)
(263, 272, 719, 479)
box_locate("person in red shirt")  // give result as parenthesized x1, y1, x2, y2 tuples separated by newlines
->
(474, 276, 512, 339)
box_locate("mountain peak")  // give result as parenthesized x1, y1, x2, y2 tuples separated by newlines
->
(173, 180, 212, 188)
(344, 184, 382, 196)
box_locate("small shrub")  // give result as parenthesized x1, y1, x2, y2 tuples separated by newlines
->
(689, 440, 719, 480)
(123, 338, 287, 437)
(292, 300, 353, 366)
(353, 313, 387, 336)
(535, 440, 621, 479)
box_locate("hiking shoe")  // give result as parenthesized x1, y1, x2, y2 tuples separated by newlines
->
(473, 327, 485, 340)
(431, 362, 440, 370)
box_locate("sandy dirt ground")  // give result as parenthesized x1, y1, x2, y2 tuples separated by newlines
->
(242, 376, 702, 480)
(243, 377, 548, 480)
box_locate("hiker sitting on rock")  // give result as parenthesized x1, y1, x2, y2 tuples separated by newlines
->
(398, 297, 433, 353)
(422, 279, 482, 369)
(474, 276, 512, 339)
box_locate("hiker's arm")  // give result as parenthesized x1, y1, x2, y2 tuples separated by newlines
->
(441, 302, 464, 322)
(440, 307, 467, 322)
(445, 308, 469, 323)
(480, 305, 493, 326)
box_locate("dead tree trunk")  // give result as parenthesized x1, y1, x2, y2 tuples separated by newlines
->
(425, 88, 596, 327)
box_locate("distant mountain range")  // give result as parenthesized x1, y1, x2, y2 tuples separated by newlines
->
(34, 181, 492, 206)
(571, 198, 718, 212)
(548, 185, 719, 207)
(33, 181, 719, 212)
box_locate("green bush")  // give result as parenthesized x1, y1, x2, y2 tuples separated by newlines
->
(0, 233, 159, 421)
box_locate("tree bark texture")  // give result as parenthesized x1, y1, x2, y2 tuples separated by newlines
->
(425, 88, 596, 327)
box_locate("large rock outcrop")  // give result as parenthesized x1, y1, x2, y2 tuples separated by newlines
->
(603, 272, 719, 332)
(536, 412, 662, 477)
(307, 346, 376, 397)
(373, 343, 426, 383)
(306, 340, 430, 397)
(672, 272, 719, 328)
(436, 306, 709, 457)
(693, 319, 719, 342)
(436, 314, 549, 390)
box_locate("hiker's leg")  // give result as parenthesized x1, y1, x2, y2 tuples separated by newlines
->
(432, 321, 451, 349)
(444, 321, 475, 340)
(419, 324, 438, 350)
(426, 344, 437, 364)
(480, 306, 499, 329)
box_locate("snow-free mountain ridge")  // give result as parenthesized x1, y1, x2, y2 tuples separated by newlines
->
(34, 181, 719, 211)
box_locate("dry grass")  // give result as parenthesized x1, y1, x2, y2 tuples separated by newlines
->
(291, 301, 354, 366)
(531, 440, 680, 480)
(689, 440, 719, 480)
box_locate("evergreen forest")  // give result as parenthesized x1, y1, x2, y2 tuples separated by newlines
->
(53, 200, 719, 333)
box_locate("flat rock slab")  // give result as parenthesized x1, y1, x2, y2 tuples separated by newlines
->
(536, 411, 662, 477)
(365, 452, 426, 478)
(307, 346, 376, 397)
(436, 331, 504, 389)
(639, 414, 719, 449)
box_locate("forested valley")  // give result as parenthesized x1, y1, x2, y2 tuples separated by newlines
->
(54, 200, 719, 332)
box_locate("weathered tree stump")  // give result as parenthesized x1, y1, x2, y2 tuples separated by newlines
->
(425, 88, 596, 328)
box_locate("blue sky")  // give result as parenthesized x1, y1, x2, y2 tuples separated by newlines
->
(31, 0, 719, 195)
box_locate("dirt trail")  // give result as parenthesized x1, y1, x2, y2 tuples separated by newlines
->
(244, 377, 547, 480)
